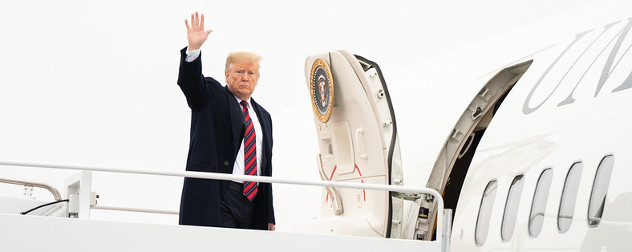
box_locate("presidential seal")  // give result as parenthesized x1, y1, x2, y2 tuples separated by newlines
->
(310, 58, 334, 122)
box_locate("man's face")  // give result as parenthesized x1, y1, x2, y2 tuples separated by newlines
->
(226, 60, 259, 100)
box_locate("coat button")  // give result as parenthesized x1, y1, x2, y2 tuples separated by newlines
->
(224, 161, 229, 166)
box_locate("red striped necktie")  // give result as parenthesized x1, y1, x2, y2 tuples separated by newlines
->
(240, 100, 258, 201)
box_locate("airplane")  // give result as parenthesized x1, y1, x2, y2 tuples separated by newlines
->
(286, 0, 632, 250)
(1, 0, 632, 251)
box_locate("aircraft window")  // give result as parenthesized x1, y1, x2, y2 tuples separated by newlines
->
(528, 168, 553, 237)
(475, 180, 497, 246)
(588, 155, 615, 227)
(558, 162, 583, 233)
(501, 175, 525, 242)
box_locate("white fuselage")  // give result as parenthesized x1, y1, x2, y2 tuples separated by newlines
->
(450, 14, 632, 251)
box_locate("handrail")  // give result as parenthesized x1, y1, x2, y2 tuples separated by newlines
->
(0, 177, 62, 201)
(0, 160, 444, 243)
(91, 205, 179, 215)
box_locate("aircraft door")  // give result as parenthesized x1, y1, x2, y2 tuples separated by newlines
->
(299, 50, 403, 238)
(421, 60, 533, 241)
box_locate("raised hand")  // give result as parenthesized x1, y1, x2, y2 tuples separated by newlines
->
(185, 12, 213, 50)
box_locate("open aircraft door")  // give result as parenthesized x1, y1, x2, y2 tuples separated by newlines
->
(295, 50, 405, 238)
(421, 60, 533, 241)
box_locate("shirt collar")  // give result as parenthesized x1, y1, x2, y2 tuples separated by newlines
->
(234, 96, 252, 109)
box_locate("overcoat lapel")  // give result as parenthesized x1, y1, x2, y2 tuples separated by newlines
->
(225, 86, 244, 155)
(251, 98, 269, 174)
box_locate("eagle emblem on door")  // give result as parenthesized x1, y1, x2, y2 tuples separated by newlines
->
(310, 58, 334, 123)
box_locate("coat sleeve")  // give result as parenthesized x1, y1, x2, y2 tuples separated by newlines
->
(177, 47, 212, 110)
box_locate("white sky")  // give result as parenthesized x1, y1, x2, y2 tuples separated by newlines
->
(0, 0, 621, 230)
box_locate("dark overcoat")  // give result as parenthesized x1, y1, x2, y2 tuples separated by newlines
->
(177, 48, 274, 229)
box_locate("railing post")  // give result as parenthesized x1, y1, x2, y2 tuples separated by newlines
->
(65, 171, 92, 219)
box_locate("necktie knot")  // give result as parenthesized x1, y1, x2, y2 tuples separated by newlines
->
(240, 100, 248, 108)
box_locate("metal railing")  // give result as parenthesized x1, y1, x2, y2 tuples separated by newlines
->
(0, 177, 62, 200)
(0, 160, 445, 244)
(91, 205, 179, 215)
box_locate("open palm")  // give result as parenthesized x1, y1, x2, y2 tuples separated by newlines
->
(185, 12, 213, 50)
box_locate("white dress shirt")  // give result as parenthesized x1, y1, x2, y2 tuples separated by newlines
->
(232, 97, 263, 181)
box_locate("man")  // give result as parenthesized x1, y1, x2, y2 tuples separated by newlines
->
(177, 12, 275, 231)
